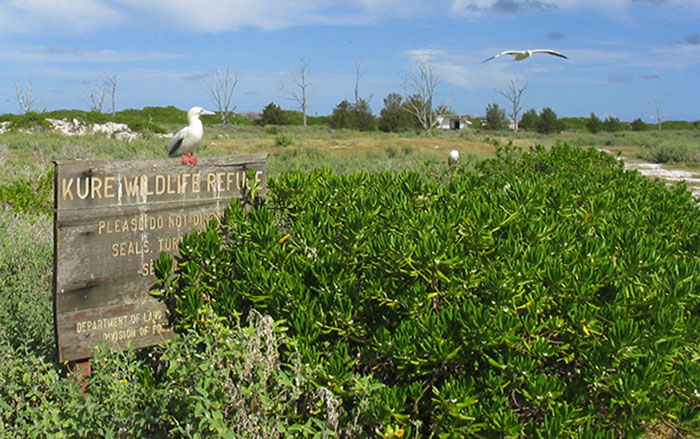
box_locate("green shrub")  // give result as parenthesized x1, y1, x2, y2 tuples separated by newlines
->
(157, 143, 700, 438)
(265, 125, 281, 135)
(637, 139, 700, 164)
(284, 110, 331, 126)
(602, 116, 624, 132)
(0, 210, 53, 357)
(259, 103, 289, 126)
(536, 107, 564, 134)
(0, 112, 51, 130)
(0, 304, 336, 438)
(0, 167, 54, 215)
(330, 99, 377, 131)
(0, 106, 190, 134)
(631, 118, 647, 131)
(484, 103, 508, 130)
(586, 113, 602, 133)
(384, 145, 399, 158)
(519, 109, 539, 131)
(274, 132, 295, 147)
(113, 106, 186, 127)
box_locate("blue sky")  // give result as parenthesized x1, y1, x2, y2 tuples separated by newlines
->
(1, 0, 700, 121)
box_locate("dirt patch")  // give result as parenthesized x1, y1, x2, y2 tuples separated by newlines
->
(625, 161, 700, 198)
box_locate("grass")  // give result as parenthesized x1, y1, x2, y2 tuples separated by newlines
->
(4, 124, 700, 214)
(3, 124, 700, 212)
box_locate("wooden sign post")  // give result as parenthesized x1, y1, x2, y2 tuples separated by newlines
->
(54, 153, 267, 363)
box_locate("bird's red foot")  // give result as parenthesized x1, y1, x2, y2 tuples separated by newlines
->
(182, 154, 197, 166)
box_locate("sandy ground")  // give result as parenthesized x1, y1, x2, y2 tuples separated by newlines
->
(625, 161, 700, 198)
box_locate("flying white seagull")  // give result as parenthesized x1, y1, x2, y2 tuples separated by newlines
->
(168, 106, 215, 166)
(481, 49, 568, 63)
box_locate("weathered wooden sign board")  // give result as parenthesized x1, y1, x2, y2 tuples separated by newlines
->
(54, 153, 267, 363)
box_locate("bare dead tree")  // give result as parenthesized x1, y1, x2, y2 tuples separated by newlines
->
(653, 98, 663, 131)
(281, 57, 312, 126)
(104, 72, 119, 116)
(14, 79, 41, 114)
(401, 56, 441, 131)
(354, 61, 373, 106)
(496, 78, 530, 132)
(206, 67, 239, 124)
(84, 81, 106, 113)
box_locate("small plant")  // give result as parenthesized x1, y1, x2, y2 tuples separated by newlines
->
(384, 145, 399, 158)
(274, 131, 295, 147)
(265, 125, 281, 135)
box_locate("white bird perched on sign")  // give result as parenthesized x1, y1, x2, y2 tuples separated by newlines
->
(448, 150, 459, 167)
(168, 106, 215, 166)
(481, 49, 568, 63)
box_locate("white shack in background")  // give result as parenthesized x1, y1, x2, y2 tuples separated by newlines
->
(436, 115, 472, 131)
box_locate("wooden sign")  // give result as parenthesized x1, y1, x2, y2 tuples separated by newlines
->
(53, 153, 267, 363)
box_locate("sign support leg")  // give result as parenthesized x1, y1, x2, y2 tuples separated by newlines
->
(68, 360, 91, 394)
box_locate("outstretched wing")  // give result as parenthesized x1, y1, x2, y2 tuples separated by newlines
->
(481, 50, 521, 63)
(532, 49, 568, 59)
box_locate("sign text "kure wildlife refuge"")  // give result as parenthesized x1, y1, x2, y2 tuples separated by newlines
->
(53, 153, 267, 363)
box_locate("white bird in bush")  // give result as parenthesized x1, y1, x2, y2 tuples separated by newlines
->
(448, 150, 459, 167)
(168, 106, 215, 166)
(481, 49, 568, 63)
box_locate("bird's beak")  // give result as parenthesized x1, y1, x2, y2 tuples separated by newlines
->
(201, 109, 216, 116)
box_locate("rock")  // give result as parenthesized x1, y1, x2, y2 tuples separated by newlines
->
(40, 118, 140, 141)
(114, 131, 139, 142)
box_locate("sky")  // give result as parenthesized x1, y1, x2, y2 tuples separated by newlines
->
(1, 0, 700, 122)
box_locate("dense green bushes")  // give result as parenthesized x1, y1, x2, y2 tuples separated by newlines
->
(156, 143, 700, 437)
(2, 141, 700, 437)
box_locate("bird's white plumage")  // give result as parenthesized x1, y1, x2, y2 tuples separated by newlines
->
(481, 49, 568, 63)
(168, 106, 214, 158)
(448, 150, 459, 166)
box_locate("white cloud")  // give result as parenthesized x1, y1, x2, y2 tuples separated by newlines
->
(0, 0, 698, 35)
(0, 0, 123, 34)
(113, 0, 376, 31)
(405, 47, 515, 90)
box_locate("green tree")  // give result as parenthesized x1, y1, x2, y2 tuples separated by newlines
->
(353, 98, 377, 131)
(484, 103, 508, 130)
(537, 107, 564, 134)
(330, 98, 377, 131)
(586, 113, 602, 133)
(329, 100, 355, 129)
(631, 118, 647, 131)
(520, 108, 539, 131)
(258, 102, 289, 126)
(603, 116, 623, 132)
(379, 92, 418, 132)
